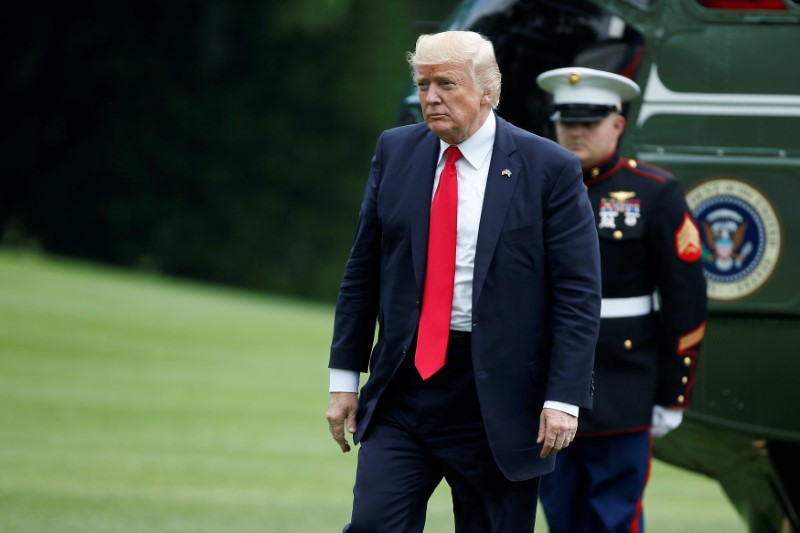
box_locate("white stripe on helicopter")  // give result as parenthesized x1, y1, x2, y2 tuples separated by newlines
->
(637, 64, 800, 126)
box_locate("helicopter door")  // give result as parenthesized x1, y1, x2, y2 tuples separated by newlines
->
(397, 0, 646, 138)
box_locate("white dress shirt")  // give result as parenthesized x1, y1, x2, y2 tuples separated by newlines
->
(330, 113, 578, 418)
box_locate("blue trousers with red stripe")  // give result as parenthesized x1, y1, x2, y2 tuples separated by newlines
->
(539, 429, 652, 533)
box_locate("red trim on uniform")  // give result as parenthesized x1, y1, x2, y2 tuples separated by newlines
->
(627, 163, 667, 183)
(577, 425, 651, 438)
(683, 350, 698, 402)
(636, 159, 675, 179)
(583, 152, 623, 184)
(678, 322, 706, 352)
(629, 434, 653, 533)
(602, 159, 626, 180)
(673, 335, 703, 408)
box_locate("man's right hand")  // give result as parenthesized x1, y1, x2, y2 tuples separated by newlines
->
(326, 392, 359, 453)
(537, 408, 578, 458)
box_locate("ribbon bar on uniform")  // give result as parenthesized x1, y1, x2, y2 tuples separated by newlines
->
(600, 294, 654, 318)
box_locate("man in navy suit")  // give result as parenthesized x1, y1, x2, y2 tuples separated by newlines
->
(326, 31, 601, 532)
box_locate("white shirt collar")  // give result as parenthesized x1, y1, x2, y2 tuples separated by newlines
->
(438, 111, 496, 169)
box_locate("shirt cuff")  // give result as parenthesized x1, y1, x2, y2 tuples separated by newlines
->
(543, 400, 580, 418)
(329, 368, 359, 393)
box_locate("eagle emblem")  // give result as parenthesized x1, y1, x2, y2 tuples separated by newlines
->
(686, 178, 781, 301)
(702, 212, 751, 271)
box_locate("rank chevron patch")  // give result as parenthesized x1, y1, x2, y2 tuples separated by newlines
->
(675, 212, 702, 262)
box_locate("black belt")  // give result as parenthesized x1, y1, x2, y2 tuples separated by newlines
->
(448, 330, 471, 350)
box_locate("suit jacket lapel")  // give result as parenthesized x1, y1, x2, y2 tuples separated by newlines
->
(410, 132, 441, 297)
(473, 116, 520, 307)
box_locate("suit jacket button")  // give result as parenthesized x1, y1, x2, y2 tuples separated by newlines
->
(623, 339, 633, 350)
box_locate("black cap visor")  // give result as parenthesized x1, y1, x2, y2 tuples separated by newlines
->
(550, 103, 618, 123)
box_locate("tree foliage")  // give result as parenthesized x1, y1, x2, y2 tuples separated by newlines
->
(2, 0, 457, 301)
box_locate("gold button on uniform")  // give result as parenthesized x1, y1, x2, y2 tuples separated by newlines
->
(683, 356, 692, 367)
(677, 395, 685, 404)
(613, 230, 623, 239)
(682, 376, 689, 385)
(591, 167, 600, 177)
(628, 159, 638, 168)
(623, 339, 633, 350)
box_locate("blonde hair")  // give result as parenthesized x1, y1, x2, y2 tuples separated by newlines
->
(407, 31, 502, 109)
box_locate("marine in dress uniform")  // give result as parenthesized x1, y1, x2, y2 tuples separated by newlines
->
(536, 67, 708, 532)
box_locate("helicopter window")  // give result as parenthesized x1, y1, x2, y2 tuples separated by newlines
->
(696, 0, 787, 9)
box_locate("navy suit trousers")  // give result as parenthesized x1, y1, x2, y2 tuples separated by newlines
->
(345, 332, 540, 532)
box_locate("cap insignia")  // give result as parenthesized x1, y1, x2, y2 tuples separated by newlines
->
(568, 71, 581, 85)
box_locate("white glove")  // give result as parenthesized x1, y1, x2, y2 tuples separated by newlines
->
(651, 405, 683, 438)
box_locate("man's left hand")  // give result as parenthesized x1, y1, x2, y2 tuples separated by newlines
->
(537, 408, 577, 458)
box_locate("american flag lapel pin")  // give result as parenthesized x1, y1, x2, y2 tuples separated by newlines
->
(501, 169, 512, 178)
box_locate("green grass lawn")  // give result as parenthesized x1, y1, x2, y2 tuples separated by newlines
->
(0, 249, 745, 532)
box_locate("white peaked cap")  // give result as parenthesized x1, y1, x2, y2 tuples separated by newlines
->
(537, 67, 641, 122)
(537, 66, 641, 106)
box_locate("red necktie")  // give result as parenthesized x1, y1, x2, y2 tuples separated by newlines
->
(416, 146, 461, 380)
